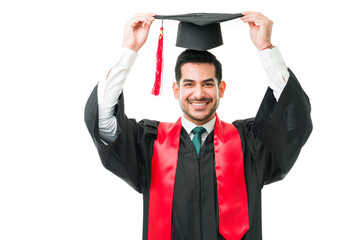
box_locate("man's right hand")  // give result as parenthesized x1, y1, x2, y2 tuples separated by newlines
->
(122, 13, 156, 52)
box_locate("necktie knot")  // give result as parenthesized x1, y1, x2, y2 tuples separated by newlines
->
(191, 127, 206, 157)
(191, 126, 206, 135)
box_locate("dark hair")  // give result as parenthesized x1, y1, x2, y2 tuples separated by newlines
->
(175, 49, 222, 84)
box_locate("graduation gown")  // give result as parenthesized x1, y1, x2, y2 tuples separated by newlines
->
(84, 69, 312, 240)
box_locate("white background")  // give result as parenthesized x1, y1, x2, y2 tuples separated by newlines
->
(1, 0, 359, 239)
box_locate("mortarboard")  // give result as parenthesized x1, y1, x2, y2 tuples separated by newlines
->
(155, 13, 244, 51)
(151, 13, 244, 96)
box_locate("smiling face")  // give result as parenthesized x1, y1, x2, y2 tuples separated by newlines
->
(172, 62, 226, 125)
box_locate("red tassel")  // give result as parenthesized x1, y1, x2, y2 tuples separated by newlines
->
(152, 27, 164, 96)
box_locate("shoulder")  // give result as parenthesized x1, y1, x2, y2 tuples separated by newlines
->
(136, 119, 160, 140)
(232, 118, 255, 136)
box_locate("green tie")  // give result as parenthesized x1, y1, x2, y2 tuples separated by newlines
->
(191, 126, 206, 157)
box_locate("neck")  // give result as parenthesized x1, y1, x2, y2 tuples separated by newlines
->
(181, 115, 216, 136)
(183, 113, 216, 126)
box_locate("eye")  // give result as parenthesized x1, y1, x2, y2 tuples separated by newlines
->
(183, 82, 194, 87)
(203, 82, 214, 87)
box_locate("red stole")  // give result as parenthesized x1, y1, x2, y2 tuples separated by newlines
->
(148, 115, 249, 240)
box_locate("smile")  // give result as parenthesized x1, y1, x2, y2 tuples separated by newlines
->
(191, 102, 208, 106)
(187, 98, 213, 106)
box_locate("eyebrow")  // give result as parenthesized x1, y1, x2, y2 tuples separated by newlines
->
(182, 78, 216, 84)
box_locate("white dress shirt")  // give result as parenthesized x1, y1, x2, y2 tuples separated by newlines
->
(97, 47, 289, 144)
(181, 116, 216, 145)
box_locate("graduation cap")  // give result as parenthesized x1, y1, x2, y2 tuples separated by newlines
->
(155, 13, 244, 51)
(151, 13, 244, 95)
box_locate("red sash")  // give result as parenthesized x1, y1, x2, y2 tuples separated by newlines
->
(148, 115, 249, 240)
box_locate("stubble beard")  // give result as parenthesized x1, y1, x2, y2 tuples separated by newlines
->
(179, 86, 220, 123)
(182, 103, 218, 123)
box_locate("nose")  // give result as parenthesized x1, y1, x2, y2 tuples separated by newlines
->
(192, 85, 205, 99)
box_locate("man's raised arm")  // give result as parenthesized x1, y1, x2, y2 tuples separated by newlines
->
(97, 13, 156, 144)
(241, 11, 289, 101)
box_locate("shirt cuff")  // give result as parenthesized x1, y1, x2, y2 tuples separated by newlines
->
(119, 47, 138, 69)
(258, 47, 289, 101)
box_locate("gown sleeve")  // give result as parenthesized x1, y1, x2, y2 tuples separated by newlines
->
(84, 85, 159, 193)
(233, 68, 312, 187)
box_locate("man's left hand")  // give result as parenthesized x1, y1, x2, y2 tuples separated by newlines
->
(241, 11, 273, 50)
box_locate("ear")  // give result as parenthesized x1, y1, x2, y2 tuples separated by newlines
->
(218, 80, 226, 98)
(172, 81, 180, 100)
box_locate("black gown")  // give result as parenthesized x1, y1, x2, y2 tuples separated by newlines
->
(84, 69, 312, 240)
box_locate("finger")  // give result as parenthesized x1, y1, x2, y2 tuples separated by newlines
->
(247, 22, 256, 28)
(142, 20, 154, 30)
(134, 12, 155, 20)
(241, 15, 271, 27)
(242, 11, 256, 16)
(241, 12, 269, 23)
(241, 15, 267, 23)
(142, 12, 156, 23)
(146, 12, 157, 18)
(128, 13, 155, 28)
(242, 11, 266, 19)
(141, 13, 157, 29)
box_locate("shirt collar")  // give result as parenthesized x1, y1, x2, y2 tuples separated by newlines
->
(181, 116, 216, 135)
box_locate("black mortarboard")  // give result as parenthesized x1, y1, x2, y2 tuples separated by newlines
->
(155, 13, 244, 51)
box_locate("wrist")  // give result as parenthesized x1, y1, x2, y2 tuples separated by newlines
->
(259, 43, 274, 51)
(122, 42, 140, 53)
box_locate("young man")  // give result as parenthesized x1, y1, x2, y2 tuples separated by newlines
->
(85, 12, 312, 240)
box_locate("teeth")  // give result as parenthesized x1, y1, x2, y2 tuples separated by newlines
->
(191, 103, 207, 106)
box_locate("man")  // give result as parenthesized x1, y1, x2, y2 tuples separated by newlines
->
(84, 12, 312, 240)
